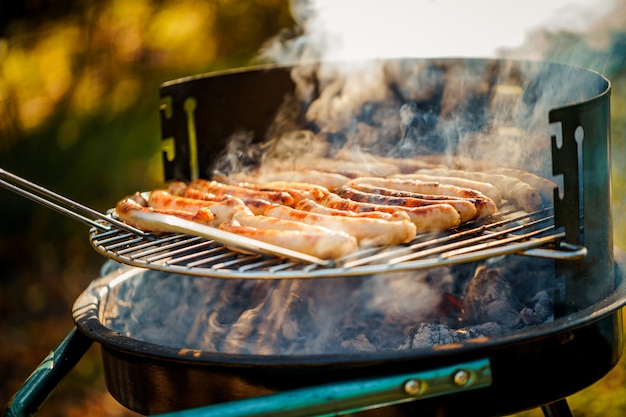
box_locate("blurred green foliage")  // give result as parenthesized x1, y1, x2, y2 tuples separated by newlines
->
(0, 1, 293, 415)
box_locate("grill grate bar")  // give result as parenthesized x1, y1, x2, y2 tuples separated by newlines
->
(342, 210, 554, 268)
(164, 245, 229, 265)
(404, 216, 553, 260)
(209, 254, 263, 270)
(103, 236, 146, 251)
(128, 236, 205, 259)
(392, 224, 555, 265)
(93, 231, 140, 246)
(144, 238, 218, 263)
(177, 250, 239, 268)
(89, 207, 585, 279)
(115, 234, 186, 256)
(238, 258, 286, 272)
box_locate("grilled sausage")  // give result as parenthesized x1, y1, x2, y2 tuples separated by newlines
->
(227, 180, 332, 205)
(261, 204, 417, 247)
(116, 192, 215, 233)
(167, 181, 191, 197)
(167, 186, 272, 216)
(485, 167, 557, 203)
(413, 168, 543, 212)
(188, 179, 295, 206)
(221, 210, 358, 259)
(228, 170, 351, 191)
(261, 158, 401, 179)
(147, 190, 252, 226)
(395, 172, 503, 203)
(348, 177, 497, 218)
(317, 192, 461, 233)
(336, 185, 478, 222)
(295, 198, 411, 222)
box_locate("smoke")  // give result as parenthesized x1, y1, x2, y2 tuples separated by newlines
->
(237, 0, 622, 175)
(262, 0, 625, 63)
(103, 266, 457, 355)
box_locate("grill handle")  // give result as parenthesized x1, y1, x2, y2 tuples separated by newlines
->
(0, 168, 147, 236)
(153, 359, 492, 417)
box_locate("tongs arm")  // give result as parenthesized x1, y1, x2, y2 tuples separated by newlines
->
(0, 168, 333, 267)
(0, 168, 147, 236)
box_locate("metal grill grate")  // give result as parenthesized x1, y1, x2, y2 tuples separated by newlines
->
(1, 167, 585, 279)
(90, 206, 586, 279)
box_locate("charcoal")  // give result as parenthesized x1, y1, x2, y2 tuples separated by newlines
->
(520, 290, 554, 325)
(462, 265, 524, 329)
(340, 334, 377, 353)
(400, 322, 507, 350)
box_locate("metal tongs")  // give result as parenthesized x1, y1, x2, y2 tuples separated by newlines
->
(0, 168, 333, 267)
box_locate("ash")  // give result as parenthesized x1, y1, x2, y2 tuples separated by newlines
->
(102, 255, 557, 355)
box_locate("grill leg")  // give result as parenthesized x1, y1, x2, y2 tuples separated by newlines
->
(541, 399, 574, 417)
(2, 328, 93, 417)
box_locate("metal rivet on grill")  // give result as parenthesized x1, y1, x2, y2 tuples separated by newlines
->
(453, 369, 470, 386)
(403, 379, 422, 395)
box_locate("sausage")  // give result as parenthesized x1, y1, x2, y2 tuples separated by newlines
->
(414, 168, 543, 212)
(221, 210, 358, 259)
(294, 198, 411, 222)
(350, 176, 485, 199)
(219, 221, 358, 260)
(227, 180, 332, 205)
(335, 185, 478, 222)
(485, 167, 557, 203)
(166, 181, 191, 196)
(188, 179, 295, 206)
(396, 172, 503, 203)
(318, 192, 461, 233)
(147, 190, 252, 226)
(176, 187, 227, 202)
(115, 192, 215, 233)
(307, 158, 401, 178)
(261, 204, 417, 247)
(177, 187, 280, 216)
(261, 157, 401, 179)
(232, 209, 329, 233)
(228, 170, 350, 191)
(348, 177, 497, 218)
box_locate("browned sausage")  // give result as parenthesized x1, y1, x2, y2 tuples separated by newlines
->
(335, 185, 478, 222)
(221, 210, 358, 259)
(317, 192, 461, 233)
(188, 179, 295, 206)
(147, 190, 252, 226)
(116, 192, 215, 233)
(413, 168, 544, 211)
(261, 204, 417, 247)
(295, 198, 410, 222)
(348, 177, 497, 218)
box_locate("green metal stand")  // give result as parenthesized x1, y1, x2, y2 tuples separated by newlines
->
(154, 359, 492, 417)
(3, 328, 93, 417)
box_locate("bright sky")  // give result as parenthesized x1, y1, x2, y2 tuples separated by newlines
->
(305, 0, 622, 59)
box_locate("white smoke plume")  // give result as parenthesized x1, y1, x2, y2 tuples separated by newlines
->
(262, 0, 625, 64)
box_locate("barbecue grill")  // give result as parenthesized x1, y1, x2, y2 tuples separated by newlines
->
(3, 57, 626, 417)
